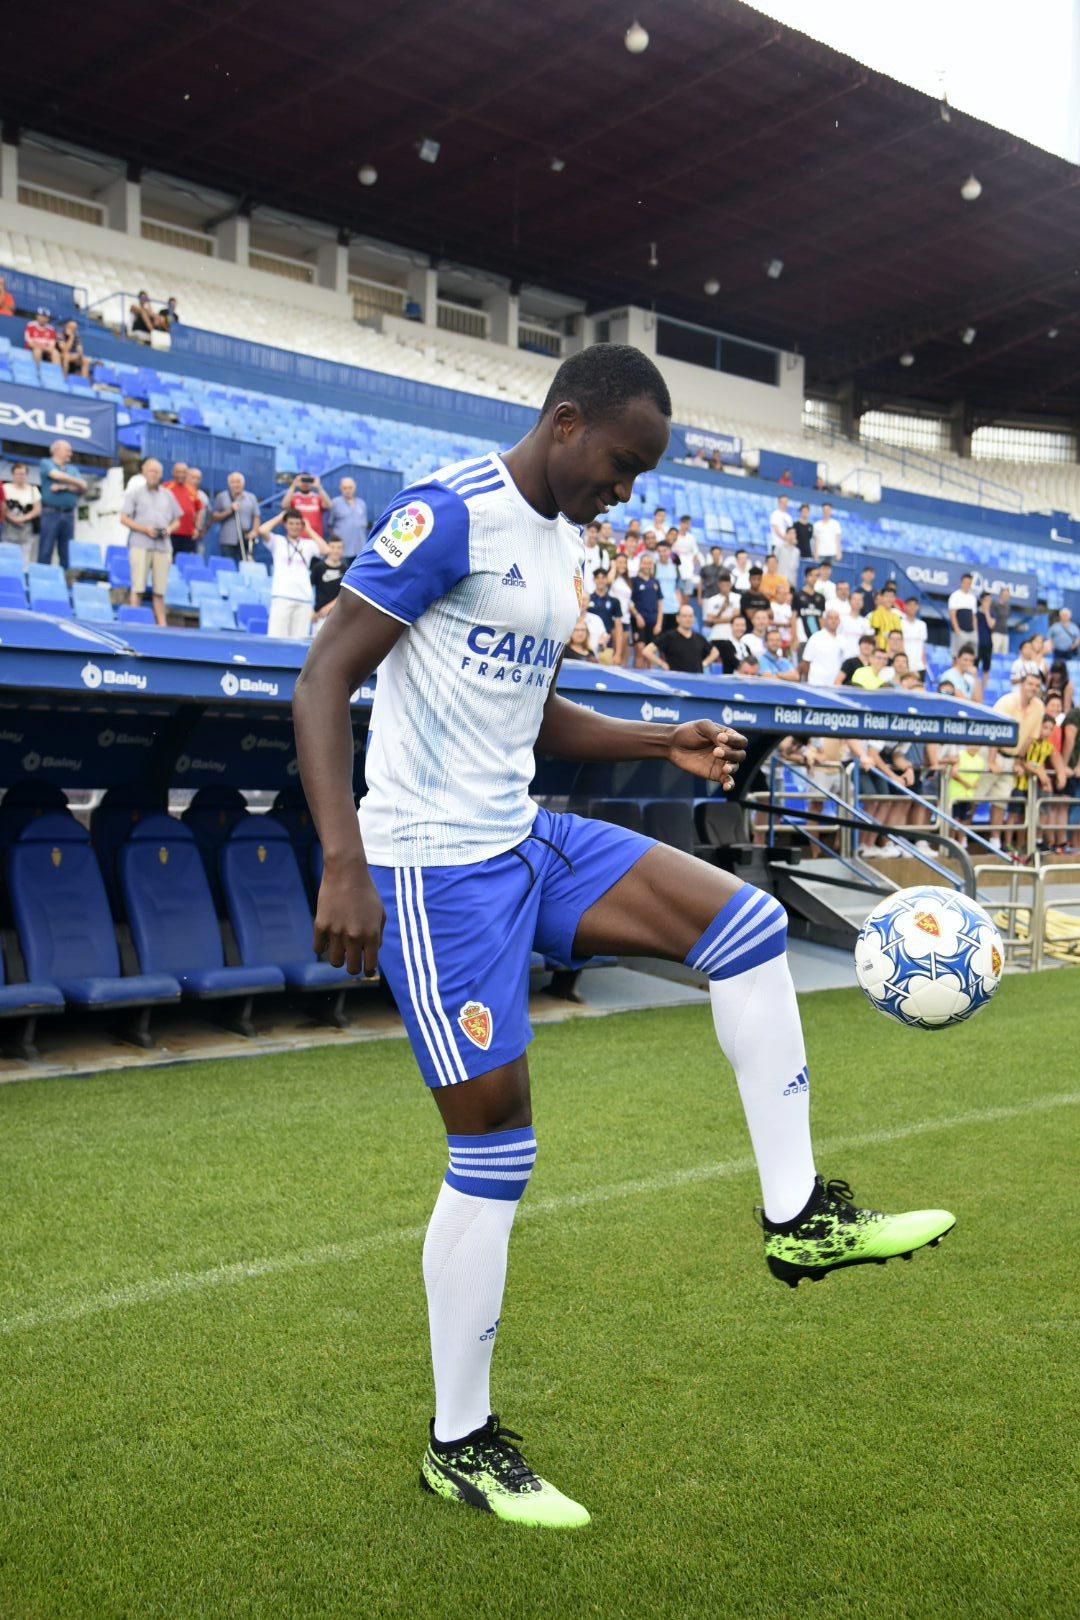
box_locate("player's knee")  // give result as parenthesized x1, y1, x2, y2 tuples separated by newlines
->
(444, 1127, 537, 1202)
(684, 883, 788, 981)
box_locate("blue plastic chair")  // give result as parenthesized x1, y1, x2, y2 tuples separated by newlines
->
(0, 543, 26, 576)
(116, 605, 155, 625)
(199, 600, 236, 631)
(235, 603, 269, 634)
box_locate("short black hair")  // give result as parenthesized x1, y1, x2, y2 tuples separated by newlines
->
(539, 344, 672, 424)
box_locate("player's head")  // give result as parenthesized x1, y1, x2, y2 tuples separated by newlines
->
(537, 344, 671, 524)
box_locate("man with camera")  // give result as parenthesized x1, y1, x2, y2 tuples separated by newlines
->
(281, 471, 331, 537)
(120, 458, 182, 626)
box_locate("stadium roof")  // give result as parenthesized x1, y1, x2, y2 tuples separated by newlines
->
(6, 0, 1080, 421)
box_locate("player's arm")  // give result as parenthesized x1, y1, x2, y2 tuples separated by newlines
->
(535, 669, 746, 790)
(294, 594, 402, 975)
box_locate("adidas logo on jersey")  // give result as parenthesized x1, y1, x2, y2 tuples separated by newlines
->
(501, 563, 527, 588)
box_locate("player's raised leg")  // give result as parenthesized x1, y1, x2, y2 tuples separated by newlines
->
(417, 1058, 590, 1528)
(572, 844, 956, 1286)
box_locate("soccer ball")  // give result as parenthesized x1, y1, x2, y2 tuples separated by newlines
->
(854, 886, 1004, 1030)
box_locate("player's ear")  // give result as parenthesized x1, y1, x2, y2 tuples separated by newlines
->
(549, 401, 582, 444)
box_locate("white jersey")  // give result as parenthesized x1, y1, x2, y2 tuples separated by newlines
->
(341, 454, 584, 866)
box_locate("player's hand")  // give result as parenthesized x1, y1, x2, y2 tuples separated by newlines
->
(666, 719, 747, 792)
(314, 859, 385, 977)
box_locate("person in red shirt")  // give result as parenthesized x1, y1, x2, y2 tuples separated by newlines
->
(24, 309, 59, 363)
(164, 461, 199, 554)
(0, 276, 14, 318)
(281, 472, 330, 537)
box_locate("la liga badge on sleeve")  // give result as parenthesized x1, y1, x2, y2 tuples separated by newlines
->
(458, 1000, 493, 1049)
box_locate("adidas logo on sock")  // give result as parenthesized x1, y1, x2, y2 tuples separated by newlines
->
(479, 1318, 500, 1341)
(783, 1066, 809, 1097)
(501, 563, 526, 588)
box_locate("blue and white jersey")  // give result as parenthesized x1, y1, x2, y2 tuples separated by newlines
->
(341, 453, 585, 866)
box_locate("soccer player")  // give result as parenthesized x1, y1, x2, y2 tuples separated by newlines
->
(293, 346, 954, 1531)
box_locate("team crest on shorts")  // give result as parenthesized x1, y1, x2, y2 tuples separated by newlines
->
(458, 1000, 493, 1050)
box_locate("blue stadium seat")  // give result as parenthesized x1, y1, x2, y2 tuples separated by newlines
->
(0, 577, 27, 608)
(90, 786, 168, 913)
(235, 602, 268, 634)
(29, 593, 73, 618)
(188, 579, 220, 605)
(181, 786, 250, 907)
(0, 543, 25, 576)
(68, 540, 106, 576)
(108, 552, 133, 590)
(239, 561, 270, 588)
(120, 815, 285, 1020)
(0, 943, 64, 1018)
(27, 563, 66, 590)
(72, 582, 114, 623)
(199, 600, 236, 631)
(6, 815, 181, 1018)
(164, 571, 190, 608)
(208, 556, 238, 577)
(116, 605, 155, 625)
(220, 817, 361, 993)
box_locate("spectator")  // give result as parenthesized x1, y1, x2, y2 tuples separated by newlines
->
(672, 515, 700, 591)
(697, 544, 726, 603)
(130, 291, 159, 338)
(598, 519, 616, 551)
(629, 553, 663, 667)
(775, 524, 801, 590)
(164, 461, 200, 556)
(736, 654, 759, 676)
(209, 472, 261, 562)
(1048, 607, 1080, 660)
(947, 743, 987, 833)
(627, 530, 659, 578)
(858, 565, 877, 601)
(850, 645, 890, 691)
(812, 501, 842, 563)
(771, 578, 795, 648)
(728, 548, 752, 592)
(0, 276, 13, 317)
(1010, 639, 1043, 686)
(832, 581, 852, 618)
(24, 308, 58, 364)
(643, 604, 718, 674)
(838, 590, 872, 659)
(838, 633, 878, 686)
(745, 608, 771, 661)
(325, 476, 369, 561)
(1062, 697, 1080, 831)
(652, 506, 667, 538)
(1045, 691, 1065, 753)
(158, 296, 180, 328)
(282, 472, 331, 538)
(56, 320, 92, 380)
(654, 540, 684, 631)
(768, 494, 793, 553)
(702, 571, 739, 641)
(310, 537, 347, 634)
(947, 571, 978, 657)
(869, 584, 902, 649)
(120, 458, 182, 627)
(989, 587, 1011, 657)
(187, 468, 209, 546)
(623, 518, 642, 546)
(982, 674, 1046, 849)
(760, 552, 784, 602)
(608, 553, 634, 636)
(588, 568, 625, 664)
(792, 502, 814, 560)
(815, 558, 837, 602)
(580, 522, 608, 589)
(800, 608, 844, 686)
(708, 449, 724, 472)
(901, 595, 928, 672)
(729, 614, 753, 665)
(562, 617, 597, 662)
(885, 651, 911, 686)
(942, 644, 984, 702)
(1046, 656, 1074, 711)
(778, 468, 794, 488)
(1, 463, 41, 562)
(741, 565, 769, 620)
(38, 438, 86, 569)
(972, 590, 995, 678)
(256, 508, 329, 639)
(796, 568, 826, 638)
(1019, 716, 1069, 853)
(757, 625, 799, 682)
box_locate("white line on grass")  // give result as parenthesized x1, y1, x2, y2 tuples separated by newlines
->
(2, 1091, 1077, 1338)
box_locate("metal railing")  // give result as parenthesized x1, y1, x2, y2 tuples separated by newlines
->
(802, 420, 1025, 511)
(972, 862, 1080, 970)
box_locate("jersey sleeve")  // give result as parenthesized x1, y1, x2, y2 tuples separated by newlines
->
(341, 482, 470, 626)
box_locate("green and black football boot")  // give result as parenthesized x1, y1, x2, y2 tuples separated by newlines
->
(761, 1176, 955, 1288)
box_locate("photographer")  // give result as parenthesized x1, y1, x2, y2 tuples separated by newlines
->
(120, 458, 182, 626)
(281, 471, 330, 537)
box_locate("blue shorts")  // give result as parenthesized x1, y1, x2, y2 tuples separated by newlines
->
(369, 807, 655, 1087)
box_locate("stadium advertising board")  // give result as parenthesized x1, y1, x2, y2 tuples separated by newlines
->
(0, 381, 117, 457)
(680, 427, 743, 466)
(885, 547, 1039, 606)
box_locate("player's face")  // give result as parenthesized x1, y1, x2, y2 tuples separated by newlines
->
(550, 397, 670, 524)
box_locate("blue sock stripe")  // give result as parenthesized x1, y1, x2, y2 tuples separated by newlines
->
(690, 884, 765, 970)
(685, 885, 788, 981)
(444, 1128, 537, 1202)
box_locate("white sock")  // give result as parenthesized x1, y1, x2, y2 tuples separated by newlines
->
(423, 1128, 536, 1444)
(686, 886, 816, 1225)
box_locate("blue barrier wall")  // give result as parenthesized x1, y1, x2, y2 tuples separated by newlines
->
(120, 422, 278, 501)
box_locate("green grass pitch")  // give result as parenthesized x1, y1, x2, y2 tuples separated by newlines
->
(1, 975, 1077, 1619)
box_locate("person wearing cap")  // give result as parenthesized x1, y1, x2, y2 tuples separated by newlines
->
(24, 309, 59, 364)
(281, 472, 330, 538)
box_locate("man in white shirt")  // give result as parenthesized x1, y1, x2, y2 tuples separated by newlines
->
(775, 527, 801, 589)
(744, 608, 771, 661)
(832, 581, 853, 618)
(581, 523, 610, 591)
(769, 495, 793, 554)
(800, 609, 844, 685)
(947, 572, 978, 658)
(727, 548, 753, 593)
(901, 596, 928, 672)
(701, 573, 740, 641)
(816, 559, 837, 602)
(838, 591, 872, 658)
(256, 507, 329, 638)
(671, 514, 701, 590)
(812, 503, 842, 563)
